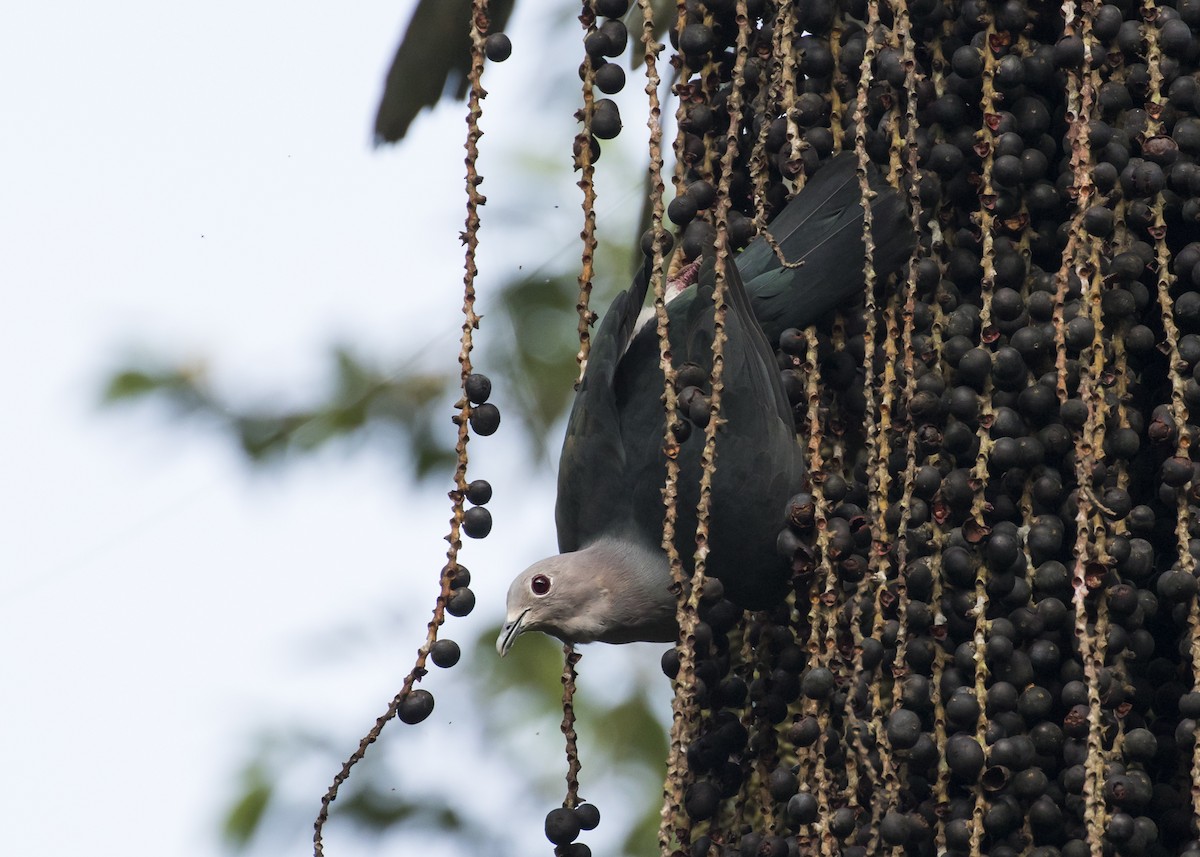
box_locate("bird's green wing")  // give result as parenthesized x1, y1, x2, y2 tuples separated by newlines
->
(554, 256, 654, 553)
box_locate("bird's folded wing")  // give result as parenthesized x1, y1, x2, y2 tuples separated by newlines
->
(736, 151, 865, 284)
(740, 155, 913, 344)
(684, 255, 794, 430)
(555, 256, 654, 553)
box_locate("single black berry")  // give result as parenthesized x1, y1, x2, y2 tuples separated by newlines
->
(786, 792, 818, 826)
(430, 639, 461, 668)
(591, 99, 622, 139)
(469, 403, 501, 436)
(595, 0, 629, 15)
(465, 479, 492, 505)
(801, 667, 834, 700)
(594, 62, 625, 94)
(399, 689, 434, 724)
(575, 803, 601, 830)
(446, 586, 476, 617)
(464, 373, 492, 404)
(544, 807, 581, 845)
(684, 781, 720, 820)
(886, 709, 922, 749)
(462, 506, 493, 538)
(484, 33, 511, 62)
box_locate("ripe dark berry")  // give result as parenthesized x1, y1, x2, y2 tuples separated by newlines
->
(446, 586, 476, 617)
(686, 179, 716, 210)
(739, 832, 763, 856)
(786, 792, 818, 826)
(661, 648, 680, 679)
(399, 689, 434, 724)
(768, 769, 799, 801)
(946, 819, 970, 850)
(1158, 569, 1198, 603)
(595, 0, 629, 15)
(430, 639, 461, 668)
(1053, 34, 1085, 68)
(1083, 205, 1114, 236)
(591, 99, 622, 139)
(993, 154, 1023, 188)
(1162, 456, 1193, 487)
(462, 506, 492, 538)
(1064, 316, 1095, 351)
(684, 781, 720, 820)
(573, 134, 600, 165)
(830, 807, 857, 837)
(728, 210, 756, 249)
(598, 19, 627, 56)
(1108, 813, 1136, 843)
(464, 373, 492, 404)
(681, 220, 716, 261)
(946, 688, 981, 728)
(679, 23, 714, 56)
(465, 479, 492, 505)
(667, 193, 698, 226)
(575, 803, 601, 830)
(886, 709, 922, 749)
(797, 36, 834, 77)
(1094, 4, 1123, 40)
(640, 227, 673, 258)
(879, 811, 911, 845)
(583, 30, 611, 59)
(1161, 18, 1194, 57)
(484, 33, 512, 62)
(801, 666, 835, 699)
(995, 54, 1025, 90)
(1176, 118, 1200, 155)
(951, 45, 982, 78)
(469, 402, 501, 436)
(1124, 728, 1157, 763)
(946, 733, 985, 779)
(594, 62, 625, 94)
(544, 807, 581, 845)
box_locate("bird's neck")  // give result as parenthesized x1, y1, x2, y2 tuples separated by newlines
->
(583, 537, 678, 644)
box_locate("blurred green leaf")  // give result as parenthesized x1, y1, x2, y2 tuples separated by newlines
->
(103, 346, 458, 476)
(103, 369, 170, 401)
(623, 802, 664, 857)
(591, 693, 668, 767)
(222, 767, 272, 847)
(484, 236, 638, 458)
(626, 0, 678, 69)
(101, 365, 209, 410)
(337, 786, 464, 831)
(475, 623, 569, 714)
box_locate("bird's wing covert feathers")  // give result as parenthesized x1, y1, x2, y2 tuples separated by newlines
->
(554, 255, 654, 553)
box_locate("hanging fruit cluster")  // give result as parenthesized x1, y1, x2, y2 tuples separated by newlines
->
(551, 0, 1200, 855)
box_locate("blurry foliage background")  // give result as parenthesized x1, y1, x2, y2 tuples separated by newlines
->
(102, 1, 681, 855)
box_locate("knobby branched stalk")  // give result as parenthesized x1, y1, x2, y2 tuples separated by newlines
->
(311, 0, 492, 852)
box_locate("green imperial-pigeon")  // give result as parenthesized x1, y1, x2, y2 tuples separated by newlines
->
(498, 154, 912, 656)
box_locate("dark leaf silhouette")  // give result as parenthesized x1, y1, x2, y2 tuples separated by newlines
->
(374, 0, 516, 145)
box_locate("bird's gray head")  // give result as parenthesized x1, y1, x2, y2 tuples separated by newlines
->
(496, 540, 678, 656)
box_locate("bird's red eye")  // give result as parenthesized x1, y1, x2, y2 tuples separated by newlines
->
(531, 574, 551, 596)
